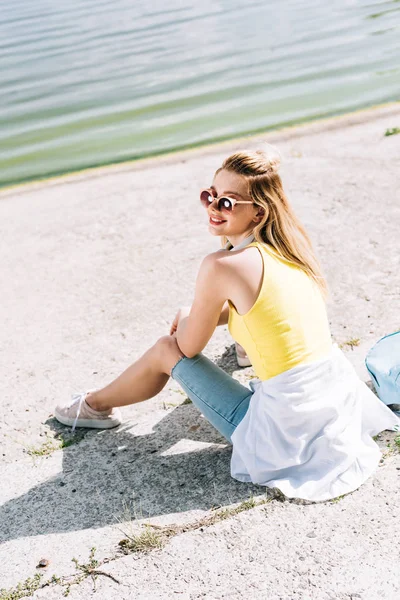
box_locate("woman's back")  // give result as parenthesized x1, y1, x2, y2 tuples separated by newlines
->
(227, 241, 333, 380)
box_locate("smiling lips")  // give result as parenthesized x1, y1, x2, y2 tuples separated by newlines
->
(209, 215, 226, 226)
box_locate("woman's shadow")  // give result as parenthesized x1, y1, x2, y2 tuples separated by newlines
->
(1, 346, 264, 544)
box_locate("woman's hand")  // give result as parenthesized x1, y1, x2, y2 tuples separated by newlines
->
(170, 306, 191, 336)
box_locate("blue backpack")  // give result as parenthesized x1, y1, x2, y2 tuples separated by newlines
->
(365, 331, 400, 412)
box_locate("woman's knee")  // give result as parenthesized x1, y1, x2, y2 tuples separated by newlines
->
(153, 335, 185, 374)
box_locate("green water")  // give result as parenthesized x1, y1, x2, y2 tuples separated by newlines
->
(0, 0, 399, 187)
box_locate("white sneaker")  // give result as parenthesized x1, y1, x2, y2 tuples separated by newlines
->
(55, 392, 122, 432)
(235, 342, 252, 367)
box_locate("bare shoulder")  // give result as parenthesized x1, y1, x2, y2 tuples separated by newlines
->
(202, 246, 262, 284)
(198, 246, 264, 312)
(196, 251, 228, 282)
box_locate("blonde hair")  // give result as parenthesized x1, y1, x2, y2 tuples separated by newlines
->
(217, 143, 329, 300)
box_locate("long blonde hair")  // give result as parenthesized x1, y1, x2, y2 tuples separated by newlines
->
(218, 144, 329, 300)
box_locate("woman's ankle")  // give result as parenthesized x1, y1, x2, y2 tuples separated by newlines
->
(86, 391, 111, 412)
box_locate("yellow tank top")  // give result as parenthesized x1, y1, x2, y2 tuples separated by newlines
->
(228, 241, 333, 380)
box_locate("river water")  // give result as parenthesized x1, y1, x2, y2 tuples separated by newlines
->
(1, 0, 399, 187)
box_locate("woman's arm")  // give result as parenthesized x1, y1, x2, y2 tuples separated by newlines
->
(176, 254, 228, 358)
(171, 299, 229, 336)
(217, 301, 230, 326)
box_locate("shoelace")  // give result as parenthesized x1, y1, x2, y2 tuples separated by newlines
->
(68, 392, 87, 433)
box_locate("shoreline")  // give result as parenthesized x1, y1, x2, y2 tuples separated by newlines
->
(1, 99, 399, 198)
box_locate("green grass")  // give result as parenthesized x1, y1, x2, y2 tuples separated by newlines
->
(118, 495, 272, 555)
(1, 496, 274, 597)
(118, 527, 164, 554)
(331, 494, 346, 503)
(26, 439, 59, 457)
(0, 574, 43, 600)
(384, 127, 400, 136)
(26, 432, 84, 457)
(0, 548, 120, 599)
(341, 337, 361, 350)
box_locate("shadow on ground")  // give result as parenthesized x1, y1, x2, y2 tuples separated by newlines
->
(1, 346, 264, 543)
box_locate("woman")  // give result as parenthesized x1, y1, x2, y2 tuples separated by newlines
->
(55, 145, 400, 502)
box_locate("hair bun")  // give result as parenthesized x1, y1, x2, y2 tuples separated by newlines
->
(256, 143, 281, 174)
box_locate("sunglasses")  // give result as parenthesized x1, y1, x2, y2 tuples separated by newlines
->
(200, 188, 254, 213)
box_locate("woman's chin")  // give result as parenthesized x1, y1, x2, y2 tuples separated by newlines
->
(208, 222, 229, 236)
(208, 224, 223, 236)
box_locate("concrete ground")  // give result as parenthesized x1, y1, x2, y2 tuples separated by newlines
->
(1, 102, 399, 599)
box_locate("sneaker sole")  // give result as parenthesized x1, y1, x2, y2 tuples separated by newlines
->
(54, 410, 121, 429)
(236, 355, 252, 367)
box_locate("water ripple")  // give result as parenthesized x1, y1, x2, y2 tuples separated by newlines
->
(0, 0, 399, 187)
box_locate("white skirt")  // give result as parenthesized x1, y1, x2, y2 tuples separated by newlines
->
(230, 343, 400, 502)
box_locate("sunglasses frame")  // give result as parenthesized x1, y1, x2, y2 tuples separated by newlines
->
(200, 188, 254, 213)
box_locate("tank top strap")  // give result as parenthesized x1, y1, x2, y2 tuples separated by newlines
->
(247, 241, 284, 262)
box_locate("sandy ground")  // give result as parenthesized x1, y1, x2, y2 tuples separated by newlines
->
(1, 102, 399, 599)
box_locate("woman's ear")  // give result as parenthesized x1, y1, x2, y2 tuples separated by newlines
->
(253, 206, 266, 223)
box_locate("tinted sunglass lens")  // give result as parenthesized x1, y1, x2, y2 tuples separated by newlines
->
(200, 190, 214, 206)
(219, 197, 233, 211)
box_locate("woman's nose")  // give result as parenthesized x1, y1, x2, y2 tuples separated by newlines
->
(208, 197, 220, 212)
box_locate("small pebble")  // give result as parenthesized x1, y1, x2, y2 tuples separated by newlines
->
(37, 558, 49, 568)
(59, 481, 65, 487)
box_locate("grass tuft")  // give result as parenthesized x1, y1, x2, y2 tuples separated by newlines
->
(26, 432, 84, 457)
(118, 527, 164, 554)
(0, 574, 43, 600)
(118, 495, 272, 555)
(340, 337, 360, 350)
(384, 127, 400, 136)
(61, 547, 119, 596)
(26, 439, 59, 457)
(331, 494, 346, 503)
(0, 548, 120, 599)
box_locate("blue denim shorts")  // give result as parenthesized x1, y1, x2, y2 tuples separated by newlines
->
(171, 353, 253, 443)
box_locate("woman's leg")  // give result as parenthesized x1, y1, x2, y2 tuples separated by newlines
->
(55, 335, 253, 439)
(87, 335, 185, 411)
(87, 337, 253, 442)
(171, 353, 253, 443)
(55, 335, 185, 429)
